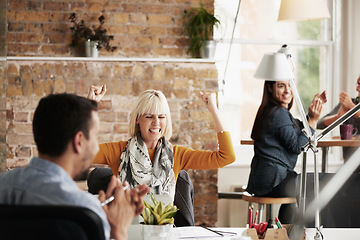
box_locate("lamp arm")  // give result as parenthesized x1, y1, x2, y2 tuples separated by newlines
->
(289, 79, 312, 138)
(280, 45, 312, 138)
(315, 103, 360, 141)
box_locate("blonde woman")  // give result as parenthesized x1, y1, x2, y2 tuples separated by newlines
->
(88, 85, 236, 199)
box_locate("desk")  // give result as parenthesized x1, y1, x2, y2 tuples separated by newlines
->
(316, 138, 360, 172)
(127, 225, 244, 240)
(240, 139, 360, 172)
(127, 225, 360, 240)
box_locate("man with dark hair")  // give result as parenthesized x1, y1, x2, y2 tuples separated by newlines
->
(0, 93, 149, 240)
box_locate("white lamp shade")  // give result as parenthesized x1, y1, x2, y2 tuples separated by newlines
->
(254, 52, 294, 81)
(278, 0, 330, 21)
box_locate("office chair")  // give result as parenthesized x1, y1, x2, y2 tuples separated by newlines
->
(0, 205, 105, 240)
(300, 173, 360, 228)
(88, 167, 195, 226)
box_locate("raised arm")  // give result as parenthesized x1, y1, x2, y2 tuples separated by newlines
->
(87, 84, 107, 102)
(307, 93, 324, 129)
(339, 91, 360, 118)
(318, 91, 358, 129)
(199, 91, 225, 132)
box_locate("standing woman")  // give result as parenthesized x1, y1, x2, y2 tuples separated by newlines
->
(88, 85, 235, 200)
(246, 81, 324, 223)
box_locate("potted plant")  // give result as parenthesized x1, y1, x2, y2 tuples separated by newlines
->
(69, 13, 117, 57)
(140, 194, 178, 240)
(183, 3, 220, 58)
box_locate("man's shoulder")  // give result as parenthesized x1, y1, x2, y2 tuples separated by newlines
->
(0, 167, 24, 186)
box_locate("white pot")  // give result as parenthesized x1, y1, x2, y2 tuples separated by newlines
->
(140, 223, 172, 240)
(200, 40, 217, 59)
(85, 40, 99, 58)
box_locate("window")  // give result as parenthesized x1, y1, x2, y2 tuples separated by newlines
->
(214, 0, 334, 165)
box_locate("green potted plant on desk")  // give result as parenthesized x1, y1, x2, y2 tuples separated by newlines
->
(183, 3, 220, 58)
(69, 13, 117, 57)
(140, 194, 178, 240)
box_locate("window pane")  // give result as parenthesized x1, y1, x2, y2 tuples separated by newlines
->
(215, 0, 327, 41)
(218, 43, 329, 140)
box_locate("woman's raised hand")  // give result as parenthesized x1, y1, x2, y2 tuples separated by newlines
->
(199, 91, 226, 132)
(199, 91, 217, 114)
(308, 93, 324, 128)
(87, 84, 107, 102)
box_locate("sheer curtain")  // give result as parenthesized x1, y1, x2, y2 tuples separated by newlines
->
(341, 0, 360, 94)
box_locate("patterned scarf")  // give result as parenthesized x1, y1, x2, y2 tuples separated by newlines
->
(118, 134, 175, 196)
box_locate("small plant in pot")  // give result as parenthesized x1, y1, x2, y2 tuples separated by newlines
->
(140, 194, 178, 239)
(183, 3, 220, 58)
(69, 13, 117, 56)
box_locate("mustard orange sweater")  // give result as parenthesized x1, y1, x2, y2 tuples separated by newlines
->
(93, 131, 236, 181)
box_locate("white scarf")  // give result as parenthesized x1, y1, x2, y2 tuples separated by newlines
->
(118, 134, 175, 196)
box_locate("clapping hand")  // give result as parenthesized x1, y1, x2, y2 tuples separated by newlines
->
(339, 91, 355, 111)
(308, 92, 325, 128)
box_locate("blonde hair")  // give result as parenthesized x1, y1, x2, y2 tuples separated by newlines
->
(129, 89, 172, 140)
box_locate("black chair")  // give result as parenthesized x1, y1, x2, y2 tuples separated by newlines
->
(87, 167, 195, 226)
(0, 205, 105, 240)
(299, 173, 360, 228)
(174, 169, 195, 227)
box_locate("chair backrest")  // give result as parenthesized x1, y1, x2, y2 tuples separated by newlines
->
(174, 169, 195, 227)
(0, 205, 106, 240)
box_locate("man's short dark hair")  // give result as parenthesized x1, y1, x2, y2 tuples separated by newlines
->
(33, 93, 98, 157)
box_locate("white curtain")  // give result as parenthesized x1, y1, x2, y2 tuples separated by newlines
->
(341, 0, 360, 95)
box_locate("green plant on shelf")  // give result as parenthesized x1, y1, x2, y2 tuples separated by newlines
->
(69, 13, 117, 52)
(183, 3, 220, 58)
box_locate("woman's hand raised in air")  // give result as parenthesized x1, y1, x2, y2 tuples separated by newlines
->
(199, 91, 218, 114)
(87, 84, 107, 103)
(308, 93, 324, 129)
(199, 91, 225, 132)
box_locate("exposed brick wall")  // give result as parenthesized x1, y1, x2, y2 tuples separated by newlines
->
(5, 60, 220, 226)
(7, 0, 215, 57)
(5, 0, 220, 227)
(0, 0, 6, 172)
(0, 62, 5, 172)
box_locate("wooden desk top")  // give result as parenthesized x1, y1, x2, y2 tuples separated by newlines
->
(241, 138, 360, 147)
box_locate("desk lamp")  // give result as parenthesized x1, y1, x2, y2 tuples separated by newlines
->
(276, 1, 330, 239)
(254, 46, 319, 237)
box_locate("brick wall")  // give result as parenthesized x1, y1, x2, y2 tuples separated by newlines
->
(0, 61, 5, 172)
(5, 0, 220, 227)
(0, 0, 6, 172)
(7, 0, 214, 57)
(5, 59, 220, 226)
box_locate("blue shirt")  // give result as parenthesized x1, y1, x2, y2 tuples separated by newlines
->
(0, 157, 110, 240)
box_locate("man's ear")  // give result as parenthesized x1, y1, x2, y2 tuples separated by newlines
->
(72, 131, 84, 154)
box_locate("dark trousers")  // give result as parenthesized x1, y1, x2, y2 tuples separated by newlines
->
(258, 171, 298, 224)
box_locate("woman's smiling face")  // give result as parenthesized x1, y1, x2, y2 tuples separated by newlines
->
(273, 81, 293, 108)
(136, 113, 167, 149)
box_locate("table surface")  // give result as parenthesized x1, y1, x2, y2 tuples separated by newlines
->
(240, 138, 360, 147)
(127, 225, 360, 240)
